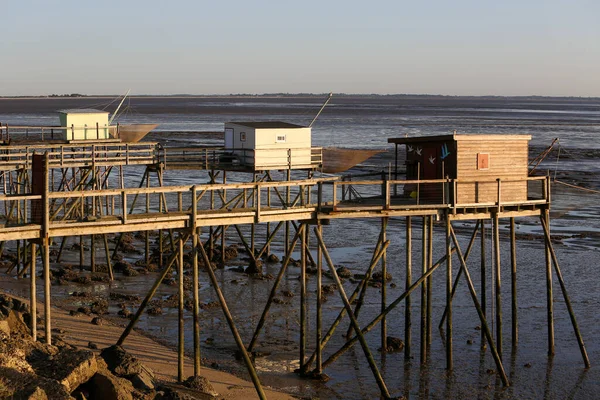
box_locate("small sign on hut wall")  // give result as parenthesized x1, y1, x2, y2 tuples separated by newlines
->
(477, 153, 489, 170)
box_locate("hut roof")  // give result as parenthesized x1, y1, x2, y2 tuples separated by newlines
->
(57, 109, 109, 114)
(227, 121, 305, 129)
(388, 134, 531, 145)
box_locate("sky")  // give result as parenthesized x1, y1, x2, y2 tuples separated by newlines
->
(1, 0, 599, 97)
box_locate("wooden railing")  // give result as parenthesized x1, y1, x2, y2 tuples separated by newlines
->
(0, 142, 158, 170)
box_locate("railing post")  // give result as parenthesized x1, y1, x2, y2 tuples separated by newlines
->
(191, 185, 197, 229)
(122, 192, 127, 224)
(453, 179, 457, 215)
(317, 181, 323, 212)
(256, 184, 261, 223)
(497, 178, 502, 211)
(332, 182, 337, 211)
(126, 144, 130, 165)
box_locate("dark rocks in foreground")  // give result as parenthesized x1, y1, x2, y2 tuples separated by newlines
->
(0, 293, 220, 400)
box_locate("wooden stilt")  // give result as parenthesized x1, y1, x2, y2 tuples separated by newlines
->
(30, 242, 37, 341)
(540, 217, 590, 368)
(248, 226, 304, 352)
(197, 232, 267, 400)
(315, 224, 323, 374)
(449, 226, 509, 386)
(510, 218, 518, 346)
(480, 219, 487, 342)
(178, 234, 185, 382)
(493, 213, 503, 359)
(426, 215, 433, 348)
(381, 217, 388, 352)
(314, 227, 391, 399)
(299, 223, 307, 373)
(543, 209, 554, 356)
(322, 245, 450, 369)
(307, 240, 389, 370)
(445, 212, 453, 370)
(117, 234, 190, 346)
(192, 229, 201, 375)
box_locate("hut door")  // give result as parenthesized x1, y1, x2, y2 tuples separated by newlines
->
(421, 147, 442, 202)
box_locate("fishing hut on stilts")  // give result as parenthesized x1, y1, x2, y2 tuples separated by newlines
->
(0, 115, 590, 398)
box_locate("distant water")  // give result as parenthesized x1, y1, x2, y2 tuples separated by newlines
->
(1, 96, 600, 399)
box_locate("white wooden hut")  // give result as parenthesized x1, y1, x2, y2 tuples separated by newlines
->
(58, 109, 111, 141)
(224, 121, 314, 170)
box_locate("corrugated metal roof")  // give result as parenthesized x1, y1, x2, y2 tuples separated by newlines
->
(227, 121, 306, 129)
(57, 109, 109, 114)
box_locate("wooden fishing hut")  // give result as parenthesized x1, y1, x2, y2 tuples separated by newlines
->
(388, 134, 530, 204)
(223, 121, 315, 170)
(58, 109, 112, 141)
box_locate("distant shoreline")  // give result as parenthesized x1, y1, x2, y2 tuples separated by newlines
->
(1, 94, 599, 100)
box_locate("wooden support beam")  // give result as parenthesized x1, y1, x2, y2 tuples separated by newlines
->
(314, 227, 391, 399)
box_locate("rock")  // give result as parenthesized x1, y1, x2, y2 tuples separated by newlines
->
(244, 260, 263, 274)
(0, 319, 9, 336)
(88, 371, 134, 400)
(183, 375, 218, 397)
(88, 342, 98, 350)
(34, 349, 98, 393)
(266, 254, 279, 263)
(372, 270, 392, 282)
(282, 290, 294, 298)
(100, 345, 154, 381)
(77, 307, 92, 315)
(147, 307, 162, 316)
(130, 371, 155, 391)
(91, 317, 103, 326)
(90, 300, 109, 315)
(0, 367, 72, 400)
(336, 266, 352, 279)
(383, 336, 404, 353)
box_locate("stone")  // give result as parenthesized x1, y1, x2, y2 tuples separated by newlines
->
(336, 266, 352, 278)
(183, 375, 218, 397)
(266, 254, 279, 263)
(130, 371, 155, 391)
(34, 349, 98, 393)
(244, 259, 263, 274)
(100, 345, 154, 381)
(89, 371, 134, 400)
(91, 317, 103, 326)
(383, 336, 404, 353)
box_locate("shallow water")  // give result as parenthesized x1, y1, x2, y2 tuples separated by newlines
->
(1, 95, 600, 398)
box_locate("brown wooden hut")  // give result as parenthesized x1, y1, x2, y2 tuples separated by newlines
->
(388, 134, 531, 204)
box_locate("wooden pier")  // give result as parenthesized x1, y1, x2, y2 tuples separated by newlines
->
(0, 139, 590, 399)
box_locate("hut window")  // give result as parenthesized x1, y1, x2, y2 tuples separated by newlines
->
(240, 132, 246, 142)
(276, 134, 286, 143)
(477, 153, 489, 170)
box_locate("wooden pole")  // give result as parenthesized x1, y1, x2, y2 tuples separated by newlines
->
(117, 234, 190, 346)
(307, 240, 389, 371)
(300, 223, 307, 372)
(493, 212, 503, 359)
(315, 224, 323, 374)
(481, 219, 487, 342)
(42, 154, 51, 345)
(449, 226, 509, 386)
(248, 226, 304, 352)
(544, 209, 554, 356)
(197, 234, 267, 400)
(314, 227, 391, 399)
(30, 242, 37, 341)
(192, 229, 201, 375)
(427, 215, 433, 348)
(381, 217, 388, 352)
(540, 217, 590, 368)
(178, 235, 185, 382)
(510, 217, 518, 347)
(445, 212, 452, 370)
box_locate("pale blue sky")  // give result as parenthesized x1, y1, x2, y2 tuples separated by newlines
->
(1, 0, 598, 96)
